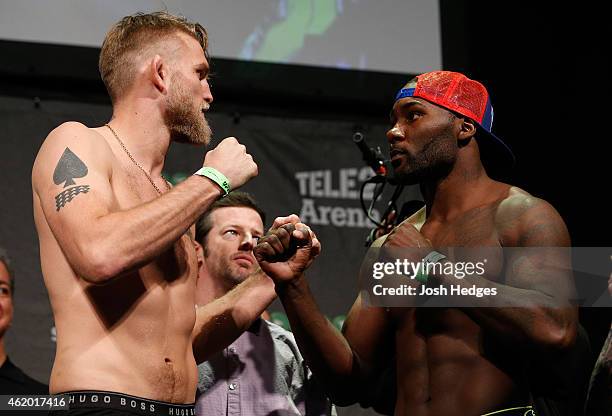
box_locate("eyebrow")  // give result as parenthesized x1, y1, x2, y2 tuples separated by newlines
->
(390, 100, 424, 121)
(223, 224, 263, 235)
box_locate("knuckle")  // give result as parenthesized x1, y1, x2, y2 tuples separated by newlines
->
(281, 223, 295, 233)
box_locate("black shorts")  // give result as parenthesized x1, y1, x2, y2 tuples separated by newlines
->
(481, 406, 536, 416)
(48, 391, 195, 416)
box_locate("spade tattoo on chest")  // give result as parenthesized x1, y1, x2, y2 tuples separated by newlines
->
(53, 147, 91, 211)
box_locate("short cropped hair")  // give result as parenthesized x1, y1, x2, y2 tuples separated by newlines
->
(195, 192, 266, 246)
(99, 11, 209, 103)
(0, 247, 14, 295)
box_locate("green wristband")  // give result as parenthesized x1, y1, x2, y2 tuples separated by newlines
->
(415, 268, 429, 284)
(416, 251, 447, 284)
(194, 167, 231, 196)
(423, 250, 446, 264)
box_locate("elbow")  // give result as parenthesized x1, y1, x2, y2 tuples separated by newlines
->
(549, 322, 577, 351)
(535, 318, 577, 352)
(77, 243, 126, 284)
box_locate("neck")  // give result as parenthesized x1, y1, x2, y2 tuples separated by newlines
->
(420, 142, 497, 221)
(106, 97, 171, 176)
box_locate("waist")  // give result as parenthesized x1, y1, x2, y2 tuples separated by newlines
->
(62, 390, 195, 416)
(51, 345, 198, 387)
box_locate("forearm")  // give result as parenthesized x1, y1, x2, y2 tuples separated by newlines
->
(73, 175, 221, 282)
(276, 276, 364, 405)
(433, 269, 577, 350)
(464, 301, 577, 351)
(585, 327, 612, 414)
(192, 270, 276, 363)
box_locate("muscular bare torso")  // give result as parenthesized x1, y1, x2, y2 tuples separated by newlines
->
(33, 127, 199, 403)
(391, 186, 531, 416)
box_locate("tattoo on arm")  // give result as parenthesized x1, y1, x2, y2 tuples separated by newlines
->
(55, 185, 91, 211)
(53, 147, 91, 211)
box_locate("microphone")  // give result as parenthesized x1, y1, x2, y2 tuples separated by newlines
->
(353, 132, 399, 184)
(352, 132, 386, 176)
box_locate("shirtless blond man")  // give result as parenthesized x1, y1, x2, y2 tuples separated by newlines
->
(32, 11, 276, 415)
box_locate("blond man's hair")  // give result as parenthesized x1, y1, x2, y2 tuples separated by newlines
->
(99, 11, 208, 103)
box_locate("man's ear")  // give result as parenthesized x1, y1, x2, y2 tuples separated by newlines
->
(149, 55, 168, 94)
(458, 117, 477, 141)
(194, 240, 205, 269)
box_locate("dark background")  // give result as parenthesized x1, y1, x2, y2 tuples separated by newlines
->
(0, 1, 609, 414)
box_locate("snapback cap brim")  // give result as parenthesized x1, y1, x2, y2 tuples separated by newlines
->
(475, 126, 516, 174)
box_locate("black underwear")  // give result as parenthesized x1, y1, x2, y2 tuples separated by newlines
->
(49, 390, 195, 416)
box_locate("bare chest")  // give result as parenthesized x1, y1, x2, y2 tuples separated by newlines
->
(111, 164, 167, 206)
(110, 167, 197, 286)
(421, 205, 503, 247)
(420, 205, 506, 283)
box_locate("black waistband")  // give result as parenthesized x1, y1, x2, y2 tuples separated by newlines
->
(63, 391, 195, 416)
(481, 406, 536, 416)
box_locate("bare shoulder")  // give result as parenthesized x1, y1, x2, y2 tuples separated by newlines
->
(33, 122, 112, 191)
(496, 186, 539, 218)
(496, 186, 570, 246)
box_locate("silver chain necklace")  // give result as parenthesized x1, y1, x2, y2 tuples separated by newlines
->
(105, 124, 170, 195)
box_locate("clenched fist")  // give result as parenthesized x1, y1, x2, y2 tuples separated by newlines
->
(254, 215, 321, 283)
(203, 137, 258, 190)
(383, 222, 431, 249)
(380, 221, 432, 266)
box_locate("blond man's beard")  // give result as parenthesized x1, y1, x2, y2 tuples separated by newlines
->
(164, 76, 212, 145)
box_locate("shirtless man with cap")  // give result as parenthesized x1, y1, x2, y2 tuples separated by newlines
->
(255, 72, 580, 416)
(31, 11, 277, 415)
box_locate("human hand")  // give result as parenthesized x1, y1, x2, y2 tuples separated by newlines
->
(383, 222, 431, 249)
(203, 137, 258, 189)
(254, 218, 321, 283)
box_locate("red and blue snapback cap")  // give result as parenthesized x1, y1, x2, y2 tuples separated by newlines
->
(395, 71, 515, 169)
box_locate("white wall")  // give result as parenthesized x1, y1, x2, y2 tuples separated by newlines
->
(0, 0, 441, 74)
